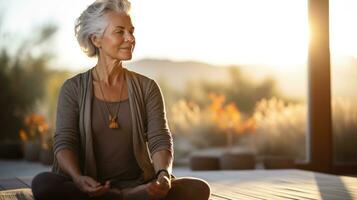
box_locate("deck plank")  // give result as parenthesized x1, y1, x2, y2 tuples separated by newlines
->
(16, 177, 32, 188)
(0, 178, 29, 191)
(175, 169, 357, 200)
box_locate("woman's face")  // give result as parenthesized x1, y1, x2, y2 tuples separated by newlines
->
(96, 11, 135, 61)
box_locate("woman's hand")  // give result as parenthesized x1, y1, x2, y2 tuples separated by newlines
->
(146, 173, 171, 199)
(157, 172, 171, 189)
(73, 175, 110, 197)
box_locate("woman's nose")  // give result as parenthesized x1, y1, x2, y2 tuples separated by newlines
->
(125, 33, 135, 43)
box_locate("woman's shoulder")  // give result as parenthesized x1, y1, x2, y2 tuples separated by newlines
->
(125, 68, 156, 85)
(125, 68, 164, 100)
(60, 69, 91, 92)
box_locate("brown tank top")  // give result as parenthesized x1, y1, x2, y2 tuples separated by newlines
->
(92, 97, 143, 186)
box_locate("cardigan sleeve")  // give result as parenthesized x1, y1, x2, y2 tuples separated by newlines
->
(53, 79, 80, 156)
(145, 80, 173, 156)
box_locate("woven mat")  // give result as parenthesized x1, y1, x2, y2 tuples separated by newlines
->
(0, 189, 33, 200)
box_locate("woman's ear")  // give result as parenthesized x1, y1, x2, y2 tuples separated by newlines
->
(91, 34, 102, 49)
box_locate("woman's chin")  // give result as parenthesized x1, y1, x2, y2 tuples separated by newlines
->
(116, 54, 133, 61)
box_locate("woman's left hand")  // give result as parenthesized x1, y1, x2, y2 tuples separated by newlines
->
(157, 173, 171, 189)
(146, 173, 171, 198)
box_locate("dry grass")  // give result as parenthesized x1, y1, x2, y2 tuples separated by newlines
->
(332, 98, 357, 162)
(169, 96, 357, 163)
(249, 98, 307, 160)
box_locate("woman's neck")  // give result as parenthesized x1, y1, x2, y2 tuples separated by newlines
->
(95, 56, 124, 86)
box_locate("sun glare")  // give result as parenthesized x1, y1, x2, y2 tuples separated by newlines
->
(330, 0, 357, 60)
(131, 0, 309, 70)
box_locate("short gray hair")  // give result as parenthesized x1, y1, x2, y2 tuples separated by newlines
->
(75, 0, 131, 57)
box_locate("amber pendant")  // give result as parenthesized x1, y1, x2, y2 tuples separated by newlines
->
(109, 115, 119, 129)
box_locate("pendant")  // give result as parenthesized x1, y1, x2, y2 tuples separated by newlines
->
(109, 115, 119, 129)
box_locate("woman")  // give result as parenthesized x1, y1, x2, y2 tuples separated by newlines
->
(31, 0, 210, 199)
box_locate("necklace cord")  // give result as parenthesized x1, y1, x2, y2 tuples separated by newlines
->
(94, 67, 125, 121)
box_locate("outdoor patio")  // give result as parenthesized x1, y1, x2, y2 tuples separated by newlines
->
(1, 160, 357, 200)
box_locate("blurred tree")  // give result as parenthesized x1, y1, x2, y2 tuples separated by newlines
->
(40, 70, 71, 127)
(0, 24, 57, 141)
(183, 66, 281, 114)
(0, 50, 21, 141)
(225, 67, 279, 113)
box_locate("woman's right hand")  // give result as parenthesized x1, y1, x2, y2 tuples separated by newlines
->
(73, 175, 110, 197)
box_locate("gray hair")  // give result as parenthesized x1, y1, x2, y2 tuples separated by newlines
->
(75, 0, 131, 57)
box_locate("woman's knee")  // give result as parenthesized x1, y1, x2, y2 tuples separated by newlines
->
(191, 178, 211, 199)
(32, 172, 49, 199)
(169, 177, 211, 200)
(31, 172, 64, 199)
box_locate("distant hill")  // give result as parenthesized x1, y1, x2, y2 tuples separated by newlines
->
(125, 57, 357, 100)
(126, 59, 230, 90)
(125, 59, 302, 98)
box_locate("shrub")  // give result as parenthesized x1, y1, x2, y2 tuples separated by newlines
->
(249, 98, 306, 160)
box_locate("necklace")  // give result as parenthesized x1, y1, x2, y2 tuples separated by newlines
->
(94, 67, 125, 129)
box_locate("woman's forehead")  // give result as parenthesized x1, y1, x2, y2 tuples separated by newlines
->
(105, 11, 133, 28)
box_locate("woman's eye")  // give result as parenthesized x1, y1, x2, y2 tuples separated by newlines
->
(115, 30, 124, 35)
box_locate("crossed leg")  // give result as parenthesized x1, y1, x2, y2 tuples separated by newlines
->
(32, 172, 210, 200)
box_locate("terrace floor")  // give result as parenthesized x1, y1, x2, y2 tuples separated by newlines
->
(1, 160, 357, 200)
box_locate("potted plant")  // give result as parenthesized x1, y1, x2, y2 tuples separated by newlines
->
(19, 113, 51, 162)
(39, 134, 54, 165)
(209, 94, 257, 170)
(170, 98, 223, 170)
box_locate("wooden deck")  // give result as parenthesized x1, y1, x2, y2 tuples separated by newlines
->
(1, 169, 357, 200)
(176, 169, 357, 200)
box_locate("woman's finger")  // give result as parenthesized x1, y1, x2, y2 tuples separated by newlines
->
(155, 179, 170, 193)
(92, 180, 112, 197)
(161, 180, 171, 189)
(84, 177, 101, 188)
(148, 182, 168, 198)
(85, 184, 103, 194)
(158, 176, 171, 188)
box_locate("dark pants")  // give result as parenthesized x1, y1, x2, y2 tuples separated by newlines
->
(31, 172, 210, 200)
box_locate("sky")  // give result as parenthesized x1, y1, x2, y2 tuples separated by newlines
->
(1, 0, 357, 73)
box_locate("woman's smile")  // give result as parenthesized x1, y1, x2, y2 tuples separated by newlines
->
(118, 47, 132, 50)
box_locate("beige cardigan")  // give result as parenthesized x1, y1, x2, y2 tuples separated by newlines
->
(52, 68, 173, 182)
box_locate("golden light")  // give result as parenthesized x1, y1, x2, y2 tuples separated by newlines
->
(330, 0, 357, 59)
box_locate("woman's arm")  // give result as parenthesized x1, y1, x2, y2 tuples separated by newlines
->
(145, 80, 174, 174)
(56, 149, 82, 180)
(152, 149, 173, 176)
(146, 150, 173, 198)
(53, 79, 81, 169)
(53, 79, 109, 196)
(144, 80, 174, 198)
(57, 149, 109, 196)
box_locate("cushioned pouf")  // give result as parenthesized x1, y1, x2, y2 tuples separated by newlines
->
(23, 141, 40, 162)
(263, 156, 295, 169)
(220, 152, 256, 170)
(39, 148, 54, 165)
(190, 155, 220, 171)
